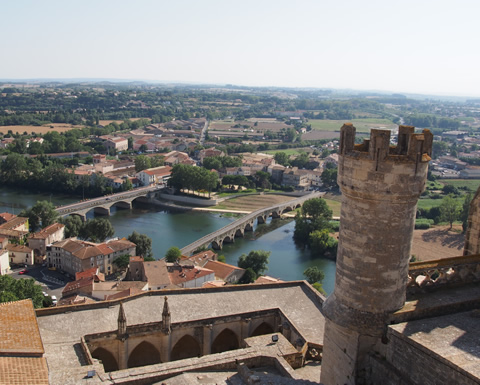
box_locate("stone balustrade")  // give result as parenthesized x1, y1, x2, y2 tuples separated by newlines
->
(407, 254, 480, 295)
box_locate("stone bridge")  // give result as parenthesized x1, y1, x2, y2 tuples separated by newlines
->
(180, 192, 323, 255)
(56, 185, 164, 221)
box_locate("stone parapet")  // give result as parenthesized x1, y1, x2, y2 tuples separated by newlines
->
(407, 254, 480, 295)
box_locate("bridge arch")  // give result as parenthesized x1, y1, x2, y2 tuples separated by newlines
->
(234, 228, 244, 238)
(110, 200, 132, 210)
(211, 328, 239, 354)
(127, 341, 161, 368)
(223, 235, 234, 244)
(92, 347, 118, 372)
(171, 334, 201, 361)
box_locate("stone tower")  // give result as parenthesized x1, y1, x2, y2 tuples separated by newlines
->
(321, 124, 432, 385)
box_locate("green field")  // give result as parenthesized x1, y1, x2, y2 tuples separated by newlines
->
(263, 148, 310, 156)
(324, 198, 342, 217)
(417, 196, 465, 210)
(307, 118, 396, 133)
(440, 179, 480, 192)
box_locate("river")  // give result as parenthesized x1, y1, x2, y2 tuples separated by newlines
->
(0, 188, 336, 294)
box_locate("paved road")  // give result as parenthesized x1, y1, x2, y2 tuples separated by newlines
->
(10, 265, 68, 300)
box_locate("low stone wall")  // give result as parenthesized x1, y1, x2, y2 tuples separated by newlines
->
(35, 280, 322, 317)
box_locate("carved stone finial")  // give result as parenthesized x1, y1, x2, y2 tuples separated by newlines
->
(117, 302, 127, 339)
(162, 296, 171, 334)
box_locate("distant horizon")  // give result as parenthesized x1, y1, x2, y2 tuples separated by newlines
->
(2, 0, 479, 99)
(1, 77, 479, 101)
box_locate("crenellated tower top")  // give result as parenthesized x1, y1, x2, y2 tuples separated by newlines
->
(338, 124, 432, 202)
(339, 123, 432, 163)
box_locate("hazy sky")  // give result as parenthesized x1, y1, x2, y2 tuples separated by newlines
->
(2, 0, 479, 96)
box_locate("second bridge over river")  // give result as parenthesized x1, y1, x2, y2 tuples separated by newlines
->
(180, 192, 323, 256)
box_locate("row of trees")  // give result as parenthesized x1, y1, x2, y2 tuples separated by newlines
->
(0, 153, 133, 198)
(168, 164, 218, 197)
(202, 155, 242, 171)
(0, 275, 46, 308)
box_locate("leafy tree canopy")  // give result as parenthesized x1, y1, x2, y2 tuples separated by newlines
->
(440, 194, 460, 229)
(61, 215, 84, 238)
(165, 246, 181, 262)
(237, 250, 270, 276)
(238, 267, 256, 284)
(113, 254, 130, 270)
(128, 231, 153, 259)
(274, 152, 289, 166)
(321, 167, 338, 189)
(79, 217, 114, 243)
(0, 275, 44, 308)
(303, 266, 325, 285)
(20, 200, 59, 232)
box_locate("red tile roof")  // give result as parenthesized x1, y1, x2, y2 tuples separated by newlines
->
(0, 356, 49, 385)
(143, 166, 172, 176)
(0, 216, 28, 230)
(204, 260, 244, 281)
(0, 300, 44, 355)
(62, 277, 94, 296)
(29, 223, 64, 240)
(0, 212, 16, 223)
(6, 244, 33, 253)
(168, 265, 214, 286)
(255, 275, 284, 284)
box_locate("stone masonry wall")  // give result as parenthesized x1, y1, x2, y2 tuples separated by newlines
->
(464, 187, 480, 256)
(321, 125, 432, 385)
(376, 329, 480, 385)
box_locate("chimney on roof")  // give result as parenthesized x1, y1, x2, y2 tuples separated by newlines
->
(162, 296, 171, 334)
(117, 302, 128, 340)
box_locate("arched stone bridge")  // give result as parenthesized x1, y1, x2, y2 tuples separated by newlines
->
(181, 192, 324, 255)
(56, 185, 164, 221)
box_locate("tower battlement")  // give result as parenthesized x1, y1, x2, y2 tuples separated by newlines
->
(338, 124, 432, 201)
(339, 123, 432, 164)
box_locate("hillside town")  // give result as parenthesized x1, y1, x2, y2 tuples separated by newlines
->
(0, 83, 479, 385)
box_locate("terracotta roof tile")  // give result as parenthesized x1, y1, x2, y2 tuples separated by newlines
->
(0, 212, 16, 223)
(104, 287, 143, 300)
(0, 300, 44, 355)
(62, 277, 94, 295)
(143, 260, 171, 288)
(204, 260, 244, 280)
(73, 245, 103, 260)
(28, 223, 64, 240)
(254, 275, 284, 284)
(6, 244, 33, 253)
(0, 216, 28, 230)
(168, 266, 214, 286)
(0, 356, 49, 385)
(106, 239, 136, 252)
(97, 243, 114, 255)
